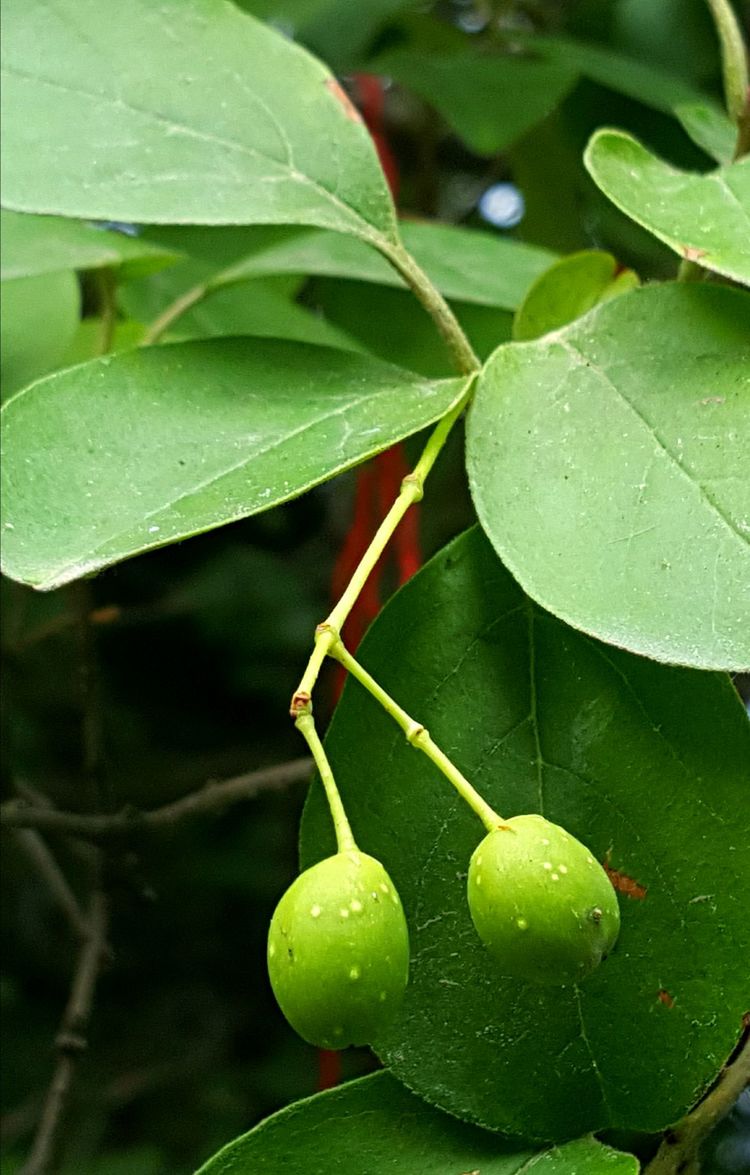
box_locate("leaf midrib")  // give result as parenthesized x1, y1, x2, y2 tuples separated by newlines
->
(558, 338, 749, 550)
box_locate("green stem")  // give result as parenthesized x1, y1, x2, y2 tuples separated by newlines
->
(329, 637, 505, 833)
(734, 94, 750, 158)
(295, 713, 357, 853)
(376, 239, 480, 376)
(141, 281, 209, 346)
(705, 0, 749, 125)
(290, 380, 475, 712)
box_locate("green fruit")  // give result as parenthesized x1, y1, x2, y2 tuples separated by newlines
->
(268, 850, 409, 1049)
(467, 814, 620, 986)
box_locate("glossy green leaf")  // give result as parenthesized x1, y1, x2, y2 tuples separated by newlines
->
(0, 340, 468, 590)
(373, 50, 578, 156)
(584, 130, 750, 285)
(532, 34, 705, 114)
(0, 272, 80, 400)
(673, 102, 738, 164)
(1, 0, 396, 242)
(196, 1070, 639, 1174)
(301, 527, 750, 1139)
(513, 251, 638, 341)
(469, 283, 750, 671)
(217, 221, 555, 311)
(0, 211, 179, 282)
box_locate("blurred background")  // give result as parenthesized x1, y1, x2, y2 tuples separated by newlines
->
(2, 1, 748, 1171)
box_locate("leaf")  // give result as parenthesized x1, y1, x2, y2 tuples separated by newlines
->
(1, 0, 396, 242)
(195, 1070, 639, 1174)
(217, 221, 556, 311)
(512, 251, 638, 341)
(468, 283, 750, 672)
(531, 34, 706, 114)
(0, 211, 179, 282)
(673, 102, 738, 165)
(301, 527, 750, 1139)
(0, 272, 80, 400)
(584, 130, 750, 285)
(372, 49, 579, 156)
(0, 339, 468, 590)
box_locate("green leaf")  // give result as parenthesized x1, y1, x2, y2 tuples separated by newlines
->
(513, 251, 638, 341)
(0, 340, 468, 590)
(0, 211, 180, 282)
(673, 102, 738, 164)
(468, 283, 750, 672)
(584, 130, 750, 285)
(0, 272, 80, 400)
(532, 34, 706, 114)
(301, 527, 750, 1139)
(196, 1070, 639, 1174)
(1, 0, 396, 242)
(372, 49, 578, 156)
(216, 221, 556, 312)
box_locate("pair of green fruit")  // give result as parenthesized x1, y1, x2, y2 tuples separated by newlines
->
(267, 814, 621, 1050)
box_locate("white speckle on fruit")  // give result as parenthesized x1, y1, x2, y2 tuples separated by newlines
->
(551, 873, 560, 881)
(587, 856, 594, 865)
(379, 991, 387, 1001)
(269, 943, 276, 957)
(475, 874, 482, 886)
(476, 856, 483, 867)
(340, 908, 350, 919)
(310, 905, 322, 918)
(517, 918, 528, 931)
(543, 862, 552, 870)
(540, 838, 550, 846)
(379, 883, 389, 894)
(559, 865, 568, 874)
(349, 966, 361, 981)
(350, 899, 363, 913)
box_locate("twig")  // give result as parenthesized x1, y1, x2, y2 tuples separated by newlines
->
(12, 829, 91, 941)
(1, 758, 313, 839)
(20, 887, 109, 1175)
(141, 281, 209, 345)
(644, 1032, 750, 1175)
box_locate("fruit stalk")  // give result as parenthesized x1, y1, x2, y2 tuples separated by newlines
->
(328, 636, 504, 832)
(295, 713, 356, 853)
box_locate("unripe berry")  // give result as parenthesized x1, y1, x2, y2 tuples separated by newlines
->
(268, 850, 409, 1049)
(467, 814, 620, 985)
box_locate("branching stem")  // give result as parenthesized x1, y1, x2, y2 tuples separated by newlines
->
(0, 759, 312, 839)
(291, 380, 475, 715)
(329, 637, 504, 832)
